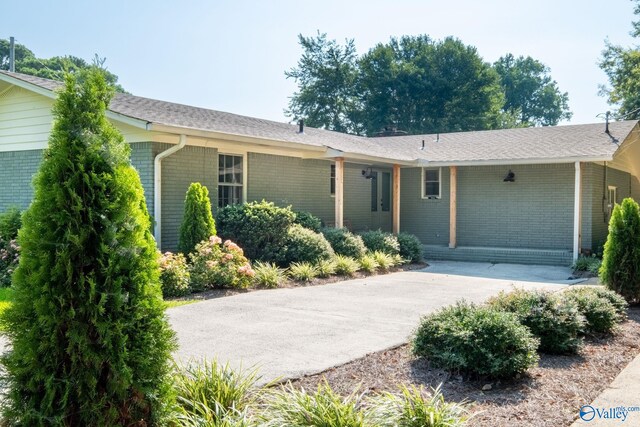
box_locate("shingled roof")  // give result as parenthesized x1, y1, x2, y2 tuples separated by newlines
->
(1, 71, 636, 165)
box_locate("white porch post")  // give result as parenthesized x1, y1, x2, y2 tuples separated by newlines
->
(573, 161, 582, 262)
(392, 164, 401, 234)
(335, 158, 344, 228)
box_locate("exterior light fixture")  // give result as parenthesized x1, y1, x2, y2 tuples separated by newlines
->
(503, 170, 515, 182)
(362, 168, 375, 179)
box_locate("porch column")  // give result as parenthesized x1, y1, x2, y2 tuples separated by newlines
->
(393, 164, 401, 234)
(573, 161, 582, 262)
(335, 157, 344, 228)
(449, 166, 457, 248)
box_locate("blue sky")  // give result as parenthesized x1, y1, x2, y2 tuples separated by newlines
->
(4, 0, 638, 126)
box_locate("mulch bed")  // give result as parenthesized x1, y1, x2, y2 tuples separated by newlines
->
(289, 306, 640, 427)
(167, 262, 428, 302)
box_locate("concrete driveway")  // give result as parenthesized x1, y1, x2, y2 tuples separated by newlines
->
(169, 261, 583, 382)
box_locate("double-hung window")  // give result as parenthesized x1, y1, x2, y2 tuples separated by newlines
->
(218, 154, 243, 207)
(422, 168, 441, 199)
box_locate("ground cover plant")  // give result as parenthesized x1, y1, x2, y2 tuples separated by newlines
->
(0, 70, 176, 425)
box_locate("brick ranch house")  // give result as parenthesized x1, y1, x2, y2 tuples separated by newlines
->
(1, 71, 639, 266)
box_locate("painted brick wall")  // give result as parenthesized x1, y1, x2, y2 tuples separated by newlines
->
(152, 143, 218, 251)
(247, 153, 382, 231)
(400, 167, 450, 245)
(0, 149, 43, 211)
(585, 163, 632, 251)
(401, 164, 575, 250)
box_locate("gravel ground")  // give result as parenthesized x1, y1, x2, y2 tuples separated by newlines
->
(289, 306, 640, 427)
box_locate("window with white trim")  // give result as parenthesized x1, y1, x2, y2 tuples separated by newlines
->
(422, 168, 441, 199)
(218, 154, 244, 207)
(607, 185, 617, 217)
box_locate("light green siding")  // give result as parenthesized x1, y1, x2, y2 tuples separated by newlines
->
(153, 143, 218, 251)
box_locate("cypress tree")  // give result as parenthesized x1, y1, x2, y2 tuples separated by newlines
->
(1, 70, 176, 425)
(600, 197, 640, 303)
(178, 182, 216, 254)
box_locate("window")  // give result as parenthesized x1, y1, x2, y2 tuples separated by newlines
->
(423, 168, 441, 199)
(330, 164, 336, 195)
(381, 172, 391, 211)
(218, 154, 243, 208)
(607, 186, 617, 217)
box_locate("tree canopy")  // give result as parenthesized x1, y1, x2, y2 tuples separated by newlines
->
(286, 32, 572, 135)
(0, 38, 125, 92)
(494, 54, 571, 126)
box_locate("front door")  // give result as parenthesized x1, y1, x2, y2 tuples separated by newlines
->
(370, 169, 393, 231)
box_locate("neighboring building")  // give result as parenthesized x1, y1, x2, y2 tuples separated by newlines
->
(1, 71, 639, 265)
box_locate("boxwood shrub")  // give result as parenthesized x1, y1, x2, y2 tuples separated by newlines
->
(322, 227, 367, 259)
(216, 200, 295, 262)
(563, 287, 626, 334)
(280, 224, 334, 266)
(293, 211, 322, 232)
(396, 232, 423, 263)
(360, 229, 400, 255)
(413, 302, 539, 379)
(488, 289, 585, 354)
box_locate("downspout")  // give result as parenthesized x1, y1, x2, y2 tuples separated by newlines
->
(154, 134, 187, 247)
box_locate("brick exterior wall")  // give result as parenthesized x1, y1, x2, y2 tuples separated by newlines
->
(0, 149, 43, 212)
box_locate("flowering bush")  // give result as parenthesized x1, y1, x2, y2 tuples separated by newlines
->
(0, 237, 19, 287)
(159, 252, 191, 297)
(189, 236, 255, 290)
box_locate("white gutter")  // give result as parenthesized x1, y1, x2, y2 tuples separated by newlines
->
(573, 161, 582, 262)
(417, 156, 612, 167)
(154, 134, 187, 247)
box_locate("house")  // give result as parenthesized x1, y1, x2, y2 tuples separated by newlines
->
(1, 70, 639, 266)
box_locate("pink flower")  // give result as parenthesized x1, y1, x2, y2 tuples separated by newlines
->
(238, 264, 255, 277)
(209, 235, 222, 244)
(224, 253, 233, 260)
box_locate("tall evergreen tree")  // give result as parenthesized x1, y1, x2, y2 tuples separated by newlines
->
(1, 69, 175, 425)
(178, 182, 217, 254)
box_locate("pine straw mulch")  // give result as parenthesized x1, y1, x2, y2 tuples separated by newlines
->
(167, 262, 428, 302)
(288, 306, 640, 427)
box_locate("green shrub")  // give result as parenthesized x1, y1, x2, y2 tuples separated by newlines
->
(178, 182, 217, 254)
(0, 70, 176, 425)
(0, 237, 19, 288)
(190, 236, 255, 290)
(573, 255, 601, 274)
(600, 198, 640, 303)
(173, 360, 261, 426)
(360, 229, 400, 255)
(322, 227, 367, 259)
(372, 251, 396, 271)
(216, 200, 295, 263)
(280, 224, 334, 265)
(413, 302, 539, 379)
(262, 381, 368, 427)
(0, 207, 22, 241)
(289, 262, 319, 282)
(586, 286, 629, 321)
(334, 255, 360, 276)
(316, 259, 337, 278)
(252, 261, 287, 288)
(396, 232, 423, 263)
(563, 287, 625, 334)
(488, 289, 585, 354)
(369, 384, 468, 427)
(294, 210, 322, 232)
(359, 254, 379, 274)
(159, 252, 191, 298)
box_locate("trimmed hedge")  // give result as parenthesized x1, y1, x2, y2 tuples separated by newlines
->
(563, 287, 627, 334)
(360, 230, 400, 255)
(293, 211, 322, 232)
(413, 302, 539, 379)
(322, 227, 367, 259)
(396, 232, 423, 263)
(216, 201, 295, 262)
(178, 183, 216, 255)
(280, 224, 334, 265)
(488, 289, 585, 354)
